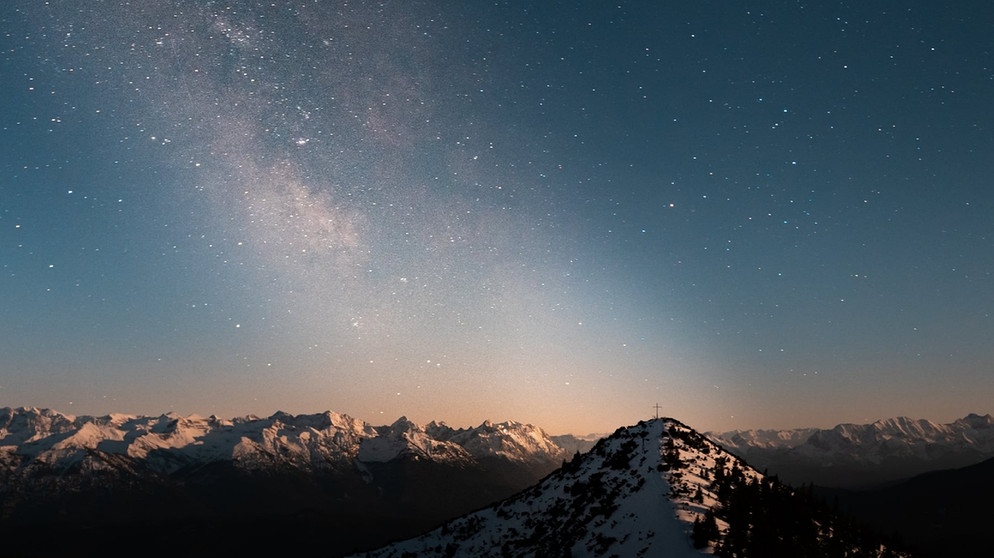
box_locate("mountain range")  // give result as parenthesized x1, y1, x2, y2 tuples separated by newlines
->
(0, 407, 591, 557)
(0, 407, 583, 471)
(708, 413, 994, 488)
(2, 406, 984, 556)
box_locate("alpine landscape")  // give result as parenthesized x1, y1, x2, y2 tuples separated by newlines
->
(0, 407, 584, 556)
(4, 0, 994, 556)
(5, 407, 992, 556)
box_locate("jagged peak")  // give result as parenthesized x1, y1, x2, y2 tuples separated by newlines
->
(470, 419, 549, 440)
(98, 412, 138, 425)
(358, 418, 747, 557)
(6, 406, 77, 422)
(424, 419, 448, 431)
(13, 406, 55, 415)
(957, 412, 994, 427)
(386, 415, 423, 433)
(870, 415, 939, 430)
(268, 410, 295, 422)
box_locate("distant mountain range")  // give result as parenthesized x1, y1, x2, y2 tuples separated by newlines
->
(704, 413, 994, 557)
(708, 413, 994, 488)
(0, 407, 593, 557)
(0, 407, 588, 472)
(4, 407, 987, 556)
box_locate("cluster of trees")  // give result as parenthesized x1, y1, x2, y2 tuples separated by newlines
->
(690, 464, 907, 557)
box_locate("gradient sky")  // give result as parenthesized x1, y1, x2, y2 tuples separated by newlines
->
(2, 1, 992, 434)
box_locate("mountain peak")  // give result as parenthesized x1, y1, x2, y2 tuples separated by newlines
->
(359, 417, 906, 557)
(388, 415, 418, 430)
(957, 412, 994, 428)
(436, 418, 564, 463)
(357, 418, 707, 557)
(268, 410, 295, 422)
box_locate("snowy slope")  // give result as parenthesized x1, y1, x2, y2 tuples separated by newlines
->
(359, 416, 473, 463)
(354, 418, 909, 558)
(355, 419, 708, 558)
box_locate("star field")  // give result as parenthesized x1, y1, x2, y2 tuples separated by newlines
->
(2, 1, 993, 433)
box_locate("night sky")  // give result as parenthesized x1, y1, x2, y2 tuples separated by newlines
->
(2, 1, 992, 434)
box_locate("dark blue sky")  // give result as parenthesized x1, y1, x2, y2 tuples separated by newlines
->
(2, 1, 992, 433)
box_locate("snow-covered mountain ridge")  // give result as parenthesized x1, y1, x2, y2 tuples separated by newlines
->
(0, 406, 568, 474)
(356, 418, 908, 558)
(710, 413, 994, 454)
(707, 413, 994, 488)
(1, 406, 591, 557)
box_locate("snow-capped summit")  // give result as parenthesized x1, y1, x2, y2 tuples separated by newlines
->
(356, 418, 907, 558)
(427, 418, 567, 464)
(0, 407, 78, 448)
(358, 416, 473, 463)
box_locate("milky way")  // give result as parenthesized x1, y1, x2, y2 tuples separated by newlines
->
(3, 2, 993, 433)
